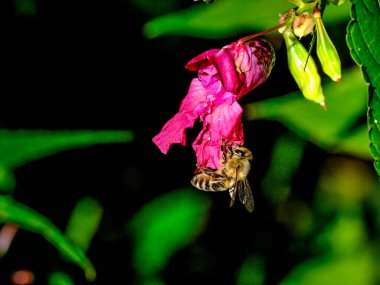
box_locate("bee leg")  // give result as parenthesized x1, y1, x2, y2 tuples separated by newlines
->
(221, 139, 233, 162)
(221, 140, 227, 162)
(221, 151, 226, 162)
(226, 145, 233, 156)
(200, 167, 216, 176)
(194, 164, 201, 173)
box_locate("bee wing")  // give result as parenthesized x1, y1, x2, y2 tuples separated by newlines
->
(229, 186, 237, 207)
(229, 168, 239, 207)
(237, 179, 254, 213)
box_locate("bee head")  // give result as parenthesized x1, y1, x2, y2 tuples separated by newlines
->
(232, 146, 253, 160)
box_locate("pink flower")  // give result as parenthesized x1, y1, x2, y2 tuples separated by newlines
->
(152, 38, 275, 170)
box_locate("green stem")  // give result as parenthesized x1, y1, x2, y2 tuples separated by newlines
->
(238, 22, 288, 44)
(296, 0, 319, 13)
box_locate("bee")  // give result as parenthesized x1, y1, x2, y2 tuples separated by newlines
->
(191, 142, 254, 213)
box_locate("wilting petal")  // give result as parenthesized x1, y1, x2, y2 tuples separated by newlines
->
(192, 100, 244, 169)
(197, 64, 223, 93)
(152, 79, 208, 154)
(236, 44, 252, 73)
(185, 49, 220, 71)
(237, 39, 275, 99)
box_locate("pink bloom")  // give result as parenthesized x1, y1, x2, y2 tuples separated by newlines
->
(153, 38, 275, 170)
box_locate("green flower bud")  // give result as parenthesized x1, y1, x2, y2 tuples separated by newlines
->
(327, 0, 347, 6)
(288, 0, 304, 5)
(293, 12, 315, 39)
(283, 29, 325, 108)
(313, 7, 342, 82)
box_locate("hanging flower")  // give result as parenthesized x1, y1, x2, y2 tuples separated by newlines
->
(152, 38, 275, 170)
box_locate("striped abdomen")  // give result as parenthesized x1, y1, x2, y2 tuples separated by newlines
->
(191, 173, 234, 192)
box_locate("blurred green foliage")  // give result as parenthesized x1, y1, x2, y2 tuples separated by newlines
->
(48, 271, 75, 285)
(0, 129, 134, 280)
(0, 129, 134, 192)
(278, 157, 379, 285)
(65, 196, 103, 252)
(260, 133, 306, 206)
(2, 0, 380, 284)
(0, 195, 96, 281)
(143, 0, 350, 39)
(127, 189, 211, 283)
(14, 0, 36, 16)
(245, 67, 369, 159)
(236, 255, 265, 285)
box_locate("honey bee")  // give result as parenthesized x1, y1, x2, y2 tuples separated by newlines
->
(191, 142, 254, 213)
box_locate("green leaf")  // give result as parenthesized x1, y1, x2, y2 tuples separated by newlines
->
(0, 166, 16, 193)
(128, 0, 182, 16)
(245, 67, 369, 158)
(0, 129, 134, 168)
(261, 133, 306, 204)
(65, 196, 103, 252)
(346, 0, 380, 175)
(278, 247, 376, 285)
(236, 255, 265, 285)
(143, 0, 351, 40)
(48, 271, 75, 285)
(0, 196, 96, 281)
(0, 129, 134, 192)
(126, 188, 211, 278)
(14, 0, 37, 16)
(333, 124, 374, 159)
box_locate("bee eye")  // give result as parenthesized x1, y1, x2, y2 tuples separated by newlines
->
(234, 149, 246, 157)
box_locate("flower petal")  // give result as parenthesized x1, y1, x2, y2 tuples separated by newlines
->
(237, 39, 275, 99)
(197, 64, 223, 93)
(212, 46, 243, 94)
(152, 79, 208, 154)
(185, 49, 220, 71)
(192, 100, 244, 169)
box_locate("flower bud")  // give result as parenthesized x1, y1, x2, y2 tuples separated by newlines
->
(278, 9, 296, 34)
(313, 7, 341, 82)
(293, 12, 315, 38)
(283, 29, 325, 108)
